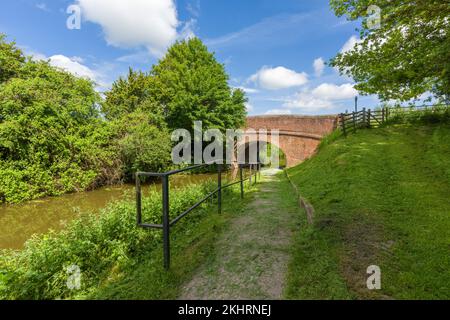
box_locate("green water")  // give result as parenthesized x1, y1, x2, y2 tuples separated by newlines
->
(0, 173, 219, 249)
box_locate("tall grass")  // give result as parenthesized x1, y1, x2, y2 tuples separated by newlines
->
(0, 181, 221, 299)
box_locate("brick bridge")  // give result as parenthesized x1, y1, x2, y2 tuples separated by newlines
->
(242, 115, 338, 167)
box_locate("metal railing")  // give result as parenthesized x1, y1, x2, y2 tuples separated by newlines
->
(135, 163, 261, 270)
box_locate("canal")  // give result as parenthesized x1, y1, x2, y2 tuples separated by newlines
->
(0, 173, 222, 249)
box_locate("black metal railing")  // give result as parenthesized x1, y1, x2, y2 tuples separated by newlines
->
(136, 163, 261, 270)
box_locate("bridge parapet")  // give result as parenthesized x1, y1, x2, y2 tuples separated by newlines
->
(243, 114, 338, 167)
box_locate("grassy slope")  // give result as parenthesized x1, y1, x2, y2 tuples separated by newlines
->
(285, 124, 450, 299)
(86, 184, 259, 300)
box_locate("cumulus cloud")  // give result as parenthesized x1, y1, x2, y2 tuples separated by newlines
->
(245, 103, 254, 112)
(282, 83, 358, 112)
(265, 109, 292, 115)
(283, 92, 335, 111)
(313, 57, 325, 77)
(311, 83, 358, 100)
(48, 55, 98, 80)
(249, 66, 308, 90)
(76, 0, 179, 56)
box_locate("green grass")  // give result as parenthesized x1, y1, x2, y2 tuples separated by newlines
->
(285, 123, 450, 299)
(0, 179, 257, 300)
(87, 184, 258, 300)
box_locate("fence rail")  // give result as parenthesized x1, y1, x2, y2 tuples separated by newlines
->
(136, 163, 261, 270)
(339, 104, 450, 136)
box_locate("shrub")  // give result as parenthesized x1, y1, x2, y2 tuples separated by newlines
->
(0, 181, 218, 299)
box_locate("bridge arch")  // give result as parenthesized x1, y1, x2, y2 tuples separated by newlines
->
(243, 115, 338, 167)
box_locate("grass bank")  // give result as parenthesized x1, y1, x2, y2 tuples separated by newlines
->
(0, 179, 257, 299)
(285, 123, 450, 299)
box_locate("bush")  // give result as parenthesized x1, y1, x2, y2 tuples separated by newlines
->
(0, 181, 218, 299)
(386, 105, 450, 125)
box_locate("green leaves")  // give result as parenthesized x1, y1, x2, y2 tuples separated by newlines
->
(151, 38, 246, 131)
(0, 35, 107, 203)
(0, 182, 217, 299)
(329, 0, 450, 101)
(104, 38, 247, 132)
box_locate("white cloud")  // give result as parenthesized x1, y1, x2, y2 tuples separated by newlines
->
(313, 57, 325, 77)
(76, 0, 179, 56)
(282, 83, 358, 112)
(265, 109, 292, 115)
(312, 83, 358, 100)
(283, 92, 335, 111)
(48, 55, 98, 81)
(340, 35, 361, 53)
(245, 103, 254, 112)
(249, 66, 308, 90)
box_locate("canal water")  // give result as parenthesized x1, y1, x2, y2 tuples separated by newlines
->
(0, 173, 222, 250)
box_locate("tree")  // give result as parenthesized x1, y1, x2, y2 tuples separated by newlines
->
(103, 38, 247, 131)
(0, 35, 111, 202)
(113, 111, 172, 177)
(329, 0, 450, 102)
(102, 68, 161, 120)
(0, 34, 25, 84)
(150, 38, 247, 131)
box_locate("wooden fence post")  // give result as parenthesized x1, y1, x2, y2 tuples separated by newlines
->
(382, 107, 385, 123)
(367, 109, 371, 128)
(362, 108, 366, 128)
(340, 113, 347, 136)
(352, 111, 357, 133)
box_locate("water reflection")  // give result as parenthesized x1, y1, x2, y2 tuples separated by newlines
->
(0, 173, 219, 249)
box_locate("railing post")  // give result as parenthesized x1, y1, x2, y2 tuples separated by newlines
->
(239, 165, 244, 199)
(162, 175, 170, 270)
(249, 164, 252, 185)
(136, 173, 142, 225)
(259, 163, 261, 180)
(382, 107, 385, 123)
(217, 164, 222, 214)
(367, 109, 371, 128)
(352, 111, 356, 133)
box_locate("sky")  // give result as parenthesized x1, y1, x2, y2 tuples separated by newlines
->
(0, 0, 383, 115)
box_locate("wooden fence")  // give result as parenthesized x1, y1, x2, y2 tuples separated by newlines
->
(339, 104, 449, 136)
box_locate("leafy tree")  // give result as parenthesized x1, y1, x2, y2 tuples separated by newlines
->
(103, 38, 247, 131)
(0, 34, 25, 84)
(149, 38, 247, 131)
(113, 111, 172, 177)
(102, 68, 161, 120)
(330, 0, 450, 102)
(0, 56, 110, 202)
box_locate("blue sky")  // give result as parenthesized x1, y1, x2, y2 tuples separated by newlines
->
(0, 0, 382, 115)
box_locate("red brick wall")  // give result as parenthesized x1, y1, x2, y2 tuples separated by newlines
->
(243, 115, 338, 167)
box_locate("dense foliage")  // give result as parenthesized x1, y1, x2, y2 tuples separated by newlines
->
(104, 38, 247, 132)
(330, 0, 450, 102)
(0, 35, 244, 203)
(0, 40, 108, 203)
(0, 182, 218, 299)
